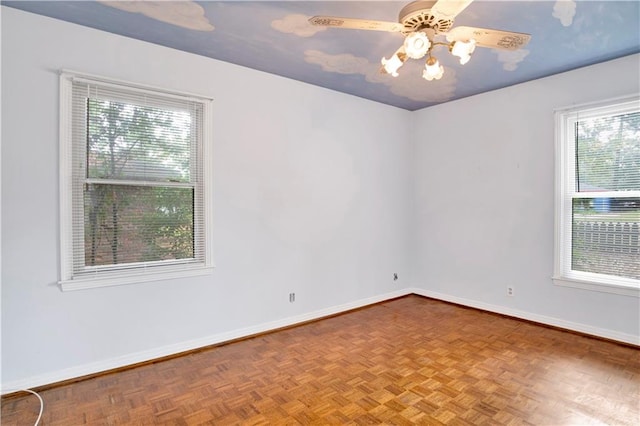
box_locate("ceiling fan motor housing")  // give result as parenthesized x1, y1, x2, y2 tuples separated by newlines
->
(399, 1, 454, 34)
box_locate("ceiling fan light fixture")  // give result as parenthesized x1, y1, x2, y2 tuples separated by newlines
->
(451, 39, 476, 65)
(403, 31, 431, 59)
(381, 50, 407, 77)
(423, 56, 444, 81)
(309, 0, 532, 84)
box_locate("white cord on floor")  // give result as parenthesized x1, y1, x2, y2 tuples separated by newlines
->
(3, 389, 44, 426)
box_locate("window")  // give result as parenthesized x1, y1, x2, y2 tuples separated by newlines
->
(554, 95, 639, 296)
(59, 72, 214, 290)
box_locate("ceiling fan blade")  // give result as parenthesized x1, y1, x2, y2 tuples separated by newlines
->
(447, 26, 531, 50)
(430, 0, 475, 20)
(308, 16, 403, 32)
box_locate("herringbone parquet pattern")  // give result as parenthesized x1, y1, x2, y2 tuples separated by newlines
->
(2, 295, 639, 425)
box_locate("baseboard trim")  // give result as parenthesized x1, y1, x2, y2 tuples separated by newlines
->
(4, 287, 638, 394)
(409, 287, 640, 346)
(1, 289, 412, 395)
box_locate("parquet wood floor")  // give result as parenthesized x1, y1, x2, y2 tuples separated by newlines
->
(2, 295, 639, 425)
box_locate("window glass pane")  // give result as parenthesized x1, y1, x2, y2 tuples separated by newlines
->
(576, 111, 640, 191)
(572, 197, 640, 280)
(87, 99, 192, 183)
(84, 184, 194, 266)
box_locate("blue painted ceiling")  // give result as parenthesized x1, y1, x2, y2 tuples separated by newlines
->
(4, 1, 639, 110)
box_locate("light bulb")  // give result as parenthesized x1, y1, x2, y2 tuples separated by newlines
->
(423, 57, 444, 81)
(381, 51, 406, 77)
(403, 32, 431, 59)
(451, 39, 476, 65)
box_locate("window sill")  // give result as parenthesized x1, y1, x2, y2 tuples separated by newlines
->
(553, 276, 639, 297)
(59, 266, 214, 291)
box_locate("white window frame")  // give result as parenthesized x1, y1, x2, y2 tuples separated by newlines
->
(553, 94, 640, 297)
(59, 71, 214, 291)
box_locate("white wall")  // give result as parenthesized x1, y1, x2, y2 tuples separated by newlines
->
(1, 7, 412, 389)
(411, 54, 640, 341)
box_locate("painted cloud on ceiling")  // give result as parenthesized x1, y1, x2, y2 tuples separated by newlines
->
(99, 0, 214, 31)
(304, 49, 457, 103)
(271, 14, 326, 37)
(384, 66, 458, 103)
(495, 49, 530, 71)
(305, 50, 369, 74)
(552, 0, 577, 27)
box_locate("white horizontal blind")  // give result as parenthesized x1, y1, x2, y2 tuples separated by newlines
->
(67, 76, 206, 279)
(561, 98, 640, 284)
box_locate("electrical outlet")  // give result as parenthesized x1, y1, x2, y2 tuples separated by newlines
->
(507, 286, 514, 297)
(393, 273, 398, 281)
(289, 292, 295, 303)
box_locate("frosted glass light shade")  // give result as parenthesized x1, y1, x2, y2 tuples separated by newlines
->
(423, 57, 444, 81)
(403, 32, 431, 59)
(381, 53, 406, 77)
(451, 39, 476, 65)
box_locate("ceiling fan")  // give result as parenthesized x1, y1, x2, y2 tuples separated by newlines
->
(309, 0, 531, 81)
